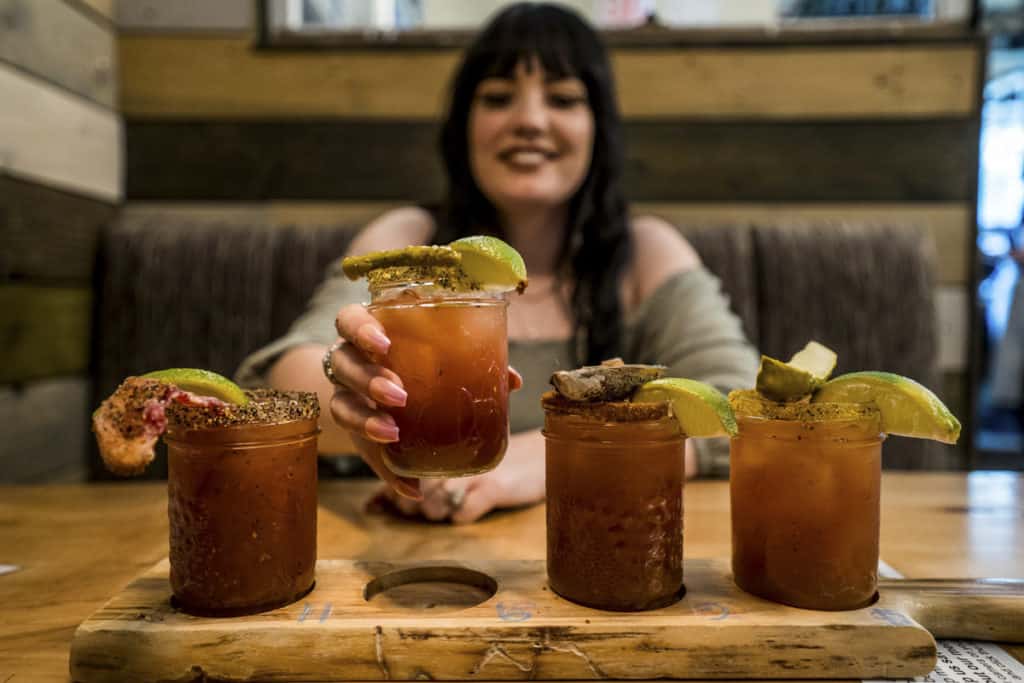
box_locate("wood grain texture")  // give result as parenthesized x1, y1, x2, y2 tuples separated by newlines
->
(123, 119, 976, 202)
(1, 474, 1022, 682)
(0, 0, 117, 108)
(69, 558, 938, 682)
(0, 175, 116, 282)
(0, 65, 123, 202)
(879, 577, 1024, 642)
(0, 285, 92, 383)
(117, 36, 981, 119)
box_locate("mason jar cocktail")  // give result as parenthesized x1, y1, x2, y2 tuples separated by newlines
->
(730, 396, 883, 610)
(164, 389, 319, 616)
(542, 391, 685, 611)
(368, 274, 509, 478)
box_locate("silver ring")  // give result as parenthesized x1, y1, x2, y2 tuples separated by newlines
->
(322, 340, 345, 386)
(446, 486, 466, 511)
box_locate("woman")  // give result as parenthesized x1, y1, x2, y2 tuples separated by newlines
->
(236, 3, 758, 523)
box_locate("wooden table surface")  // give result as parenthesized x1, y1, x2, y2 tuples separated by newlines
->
(1, 471, 1022, 682)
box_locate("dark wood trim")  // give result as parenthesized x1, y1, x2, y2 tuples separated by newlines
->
(0, 174, 117, 283)
(125, 118, 978, 202)
(256, 19, 980, 51)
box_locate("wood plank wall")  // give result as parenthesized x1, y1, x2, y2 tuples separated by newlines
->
(0, 0, 122, 482)
(111, 4, 982, 468)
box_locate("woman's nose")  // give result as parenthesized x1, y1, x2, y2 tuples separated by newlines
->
(510, 91, 548, 136)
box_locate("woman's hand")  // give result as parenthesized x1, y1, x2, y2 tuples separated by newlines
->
(366, 430, 546, 524)
(324, 302, 522, 502)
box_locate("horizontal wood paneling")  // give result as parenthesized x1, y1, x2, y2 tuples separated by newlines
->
(124, 119, 976, 202)
(0, 285, 92, 383)
(118, 36, 981, 119)
(614, 45, 979, 119)
(0, 0, 117, 108)
(625, 119, 976, 201)
(0, 377, 89, 483)
(0, 175, 116, 282)
(117, 200, 972, 285)
(0, 65, 123, 202)
(117, 0, 252, 31)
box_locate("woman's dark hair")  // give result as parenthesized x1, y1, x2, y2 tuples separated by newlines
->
(433, 2, 631, 365)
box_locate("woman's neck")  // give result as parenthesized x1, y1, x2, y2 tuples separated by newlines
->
(499, 205, 567, 275)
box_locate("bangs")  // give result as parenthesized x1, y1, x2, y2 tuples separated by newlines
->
(472, 5, 594, 82)
(481, 38, 579, 81)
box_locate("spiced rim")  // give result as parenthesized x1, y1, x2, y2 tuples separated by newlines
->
(166, 388, 320, 430)
(728, 389, 880, 423)
(541, 390, 671, 422)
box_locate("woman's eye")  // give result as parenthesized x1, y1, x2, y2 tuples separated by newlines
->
(478, 92, 513, 108)
(548, 93, 586, 109)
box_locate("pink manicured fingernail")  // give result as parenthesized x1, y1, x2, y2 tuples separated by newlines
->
(361, 326, 391, 355)
(374, 379, 407, 407)
(365, 415, 399, 443)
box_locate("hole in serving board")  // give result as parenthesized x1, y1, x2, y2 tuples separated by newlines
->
(364, 566, 498, 612)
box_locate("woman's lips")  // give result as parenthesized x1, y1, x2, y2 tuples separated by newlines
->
(499, 148, 558, 167)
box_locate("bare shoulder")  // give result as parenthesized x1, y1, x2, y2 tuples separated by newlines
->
(628, 214, 702, 304)
(345, 206, 436, 256)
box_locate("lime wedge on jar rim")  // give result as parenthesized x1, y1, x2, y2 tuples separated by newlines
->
(812, 371, 960, 443)
(633, 377, 738, 438)
(449, 236, 528, 294)
(141, 368, 249, 405)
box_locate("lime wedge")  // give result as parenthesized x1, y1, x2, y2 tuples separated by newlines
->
(633, 377, 738, 438)
(790, 341, 837, 381)
(341, 245, 461, 281)
(141, 368, 249, 406)
(449, 236, 528, 294)
(812, 371, 960, 443)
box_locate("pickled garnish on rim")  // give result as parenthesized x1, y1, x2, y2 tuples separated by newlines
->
(342, 237, 529, 294)
(756, 341, 838, 402)
(341, 245, 461, 281)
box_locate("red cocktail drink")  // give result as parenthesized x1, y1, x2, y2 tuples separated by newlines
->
(543, 392, 685, 611)
(369, 279, 509, 478)
(164, 389, 319, 616)
(730, 398, 883, 610)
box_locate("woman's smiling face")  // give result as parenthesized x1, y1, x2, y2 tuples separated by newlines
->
(468, 58, 595, 214)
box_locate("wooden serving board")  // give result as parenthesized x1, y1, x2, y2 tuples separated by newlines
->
(69, 558, 1021, 682)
